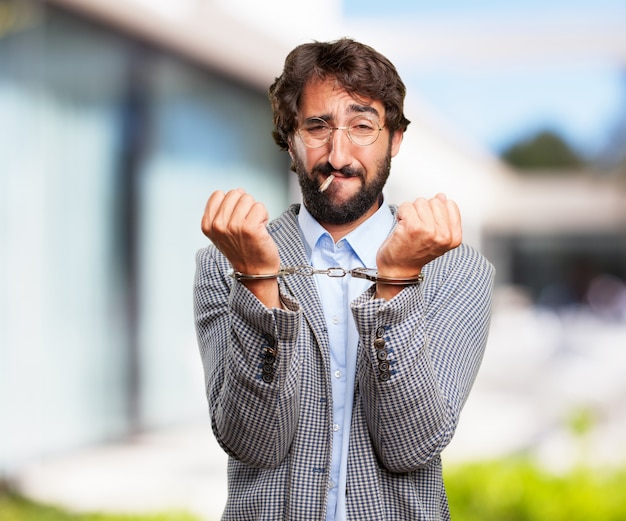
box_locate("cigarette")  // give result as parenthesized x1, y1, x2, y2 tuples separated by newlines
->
(319, 174, 335, 193)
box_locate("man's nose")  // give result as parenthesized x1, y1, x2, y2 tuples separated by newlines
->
(327, 127, 352, 170)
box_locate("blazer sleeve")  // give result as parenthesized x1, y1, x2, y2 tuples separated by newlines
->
(351, 243, 495, 473)
(193, 245, 303, 469)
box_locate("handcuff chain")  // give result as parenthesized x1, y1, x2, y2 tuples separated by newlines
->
(231, 266, 424, 285)
(281, 266, 349, 278)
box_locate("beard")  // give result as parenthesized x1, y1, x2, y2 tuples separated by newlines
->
(293, 147, 392, 226)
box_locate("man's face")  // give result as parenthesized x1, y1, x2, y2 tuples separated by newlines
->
(289, 78, 403, 226)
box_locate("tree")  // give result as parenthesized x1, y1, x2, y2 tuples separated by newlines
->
(501, 130, 585, 171)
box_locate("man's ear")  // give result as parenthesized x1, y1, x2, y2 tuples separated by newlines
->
(286, 138, 297, 173)
(287, 137, 295, 159)
(390, 130, 404, 158)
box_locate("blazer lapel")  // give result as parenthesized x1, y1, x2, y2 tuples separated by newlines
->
(269, 206, 330, 357)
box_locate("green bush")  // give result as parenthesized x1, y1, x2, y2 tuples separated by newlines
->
(445, 458, 626, 521)
(0, 490, 200, 521)
(4, 459, 626, 521)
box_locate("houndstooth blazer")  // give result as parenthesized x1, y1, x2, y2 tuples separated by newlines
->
(194, 203, 495, 521)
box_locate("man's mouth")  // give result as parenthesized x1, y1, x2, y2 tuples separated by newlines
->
(315, 164, 363, 192)
(318, 174, 335, 192)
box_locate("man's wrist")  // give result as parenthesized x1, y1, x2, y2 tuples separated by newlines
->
(351, 268, 423, 285)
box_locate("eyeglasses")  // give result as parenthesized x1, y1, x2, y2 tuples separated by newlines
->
(297, 115, 384, 148)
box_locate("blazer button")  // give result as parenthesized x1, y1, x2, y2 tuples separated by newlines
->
(376, 350, 388, 360)
(379, 370, 390, 382)
(374, 337, 385, 349)
(375, 326, 386, 338)
(378, 361, 390, 372)
(262, 373, 273, 383)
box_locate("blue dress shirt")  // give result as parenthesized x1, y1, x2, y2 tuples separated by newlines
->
(297, 202, 395, 521)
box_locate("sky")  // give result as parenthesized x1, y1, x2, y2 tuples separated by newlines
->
(344, 0, 626, 16)
(342, 0, 626, 159)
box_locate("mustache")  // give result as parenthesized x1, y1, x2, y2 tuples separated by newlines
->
(312, 163, 363, 179)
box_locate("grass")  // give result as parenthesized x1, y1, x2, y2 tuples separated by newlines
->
(445, 458, 626, 521)
(0, 489, 201, 521)
(4, 457, 626, 520)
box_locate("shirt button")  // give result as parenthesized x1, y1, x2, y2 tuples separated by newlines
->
(333, 424, 340, 432)
(334, 370, 342, 378)
(329, 480, 336, 489)
(332, 316, 339, 325)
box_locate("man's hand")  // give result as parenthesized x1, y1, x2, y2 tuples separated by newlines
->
(202, 189, 281, 307)
(375, 193, 462, 300)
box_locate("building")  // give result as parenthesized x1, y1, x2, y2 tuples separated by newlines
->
(3, 1, 626, 517)
(0, 0, 503, 477)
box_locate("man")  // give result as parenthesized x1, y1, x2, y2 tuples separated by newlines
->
(194, 38, 494, 520)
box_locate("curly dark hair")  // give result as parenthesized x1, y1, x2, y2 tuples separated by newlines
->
(268, 38, 411, 151)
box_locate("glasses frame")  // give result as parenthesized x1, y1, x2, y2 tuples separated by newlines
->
(297, 115, 384, 148)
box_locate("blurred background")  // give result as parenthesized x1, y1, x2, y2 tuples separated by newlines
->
(1, 0, 625, 519)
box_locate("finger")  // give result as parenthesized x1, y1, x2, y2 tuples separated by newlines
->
(429, 196, 450, 229)
(395, 200, 418, 224)
(435, 192, 448, 202)
(228, 192, 257, 231)
(430, 196, 462, 247)
(246, 201, 270, 229)
(201, 190, 225, 236)
(446, 199, 463, 245)
(413, 197, 436, 232)
(212, 188, 246, 231)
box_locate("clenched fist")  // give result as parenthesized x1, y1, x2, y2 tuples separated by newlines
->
(375, 193, 462, 299)
(202, 189, 281, 307)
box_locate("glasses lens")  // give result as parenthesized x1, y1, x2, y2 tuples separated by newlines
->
(348, 116, 381, 146)
(300, 118, 330, 148)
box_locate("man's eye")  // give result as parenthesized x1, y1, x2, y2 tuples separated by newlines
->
(351, 122, 375, 134)
(305, 125, 328, 134)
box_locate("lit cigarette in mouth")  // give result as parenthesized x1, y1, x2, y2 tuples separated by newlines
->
(319, 174, 335, 193)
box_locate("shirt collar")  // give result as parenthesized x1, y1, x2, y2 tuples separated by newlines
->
(297, 199, 395, 269)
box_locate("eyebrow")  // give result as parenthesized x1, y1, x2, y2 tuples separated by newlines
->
(311, 104, 381, 123)
(347, 104, 380, 118)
